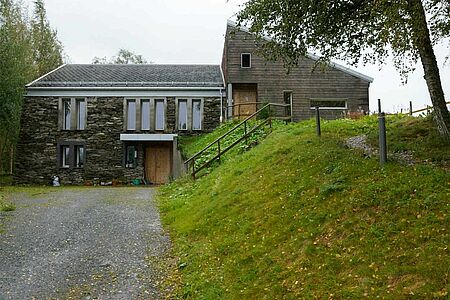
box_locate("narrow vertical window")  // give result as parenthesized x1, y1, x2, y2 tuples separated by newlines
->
(127, 99, 136, 130)
(155, 99, 165, 131)
(63, 99, 71, 130)
(141, 100, 150, 130)
(283, 91, 292, 119)
(178, 99, 188, 130)
(61, 146, 70, 168)
(75, 145, 85, 168)
(76, 99, 86, 130)
(125, 145, 137, 168)
(192, 99, 202, 130)
(241, 53, 251, 68)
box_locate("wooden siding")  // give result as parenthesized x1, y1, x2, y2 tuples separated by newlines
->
(222, 25, 370, 121)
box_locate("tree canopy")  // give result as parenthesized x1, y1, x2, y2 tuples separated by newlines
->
(237, 0, 450, 140)
(92, 49, 151, 64)
(0, 0, 64, 174)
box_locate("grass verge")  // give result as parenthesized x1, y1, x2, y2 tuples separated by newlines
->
(158, 115, 450, 299)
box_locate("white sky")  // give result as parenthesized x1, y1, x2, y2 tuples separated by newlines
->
(24, 0, 450, 113)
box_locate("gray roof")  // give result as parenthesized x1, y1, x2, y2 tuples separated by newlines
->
(28, 64, 224, 88)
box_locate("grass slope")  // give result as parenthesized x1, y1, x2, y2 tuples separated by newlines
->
(159, 115, 450, 299)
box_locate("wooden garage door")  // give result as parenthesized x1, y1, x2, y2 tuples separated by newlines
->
(233, 84, 257, 119)
(145, 143, 172, 184)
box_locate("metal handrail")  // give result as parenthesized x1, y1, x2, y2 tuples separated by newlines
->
(185, 103, 271, 165)
(184, 102, 290, 179)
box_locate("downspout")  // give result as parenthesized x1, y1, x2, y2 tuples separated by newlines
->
(220, 88, 224, 123)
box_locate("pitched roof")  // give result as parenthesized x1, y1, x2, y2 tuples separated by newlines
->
(27, 64, 224, 88)
(226, 20, 374, 83)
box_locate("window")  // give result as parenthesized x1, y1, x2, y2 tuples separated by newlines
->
(141, 100, 150, 130)
(310, 99, 347, 109)
(61, 98, 87, 130)
(127, 99, 136, 130)
(125, 145, 137, 168)
(61, 146, 70, 168)
(58, 142, 85, 168)
(283, 91, 292, 119)
(192, 99, 202, 130)
(76, 99, 86, 130)
(241, 53, 251, 68)
(155, 99, 165, 130)
(178, 99, 188, 130)
(75, 146, 85, 168)
(63, 99, 71, 130)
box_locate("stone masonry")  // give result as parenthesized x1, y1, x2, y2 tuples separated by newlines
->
(15, 96, 221, 185)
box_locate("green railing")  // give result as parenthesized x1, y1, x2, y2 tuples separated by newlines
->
(184, 102, 291, 179)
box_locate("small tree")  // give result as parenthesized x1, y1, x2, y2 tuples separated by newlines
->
(237, 0, 450, 141)
(31, 0, 63, 76)
(93, 49, 151, 64)
(0, 0, 34, 173)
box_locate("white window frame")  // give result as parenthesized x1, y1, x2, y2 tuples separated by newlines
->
(241, 53, 252, 68)
(62, 99, 71, 130)
(177, 99, 188, 131)
(61, 145, 70, 168)
(60, 97, 87, 131)
(126, 99, 137, 131)
(191, 98, 203, 131)
(76, 98, 86, 130)
(141, 99, 151, 130)
(175, 98, 204, 131)
(309, 98, 348, 110)
(154, 98, 166, 131)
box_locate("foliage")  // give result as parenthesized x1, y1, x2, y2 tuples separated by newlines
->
(92, 49, 151, 64)
(0, 190, 15, 211)
(237, 0, 450, 140)
(30, 0, 63, 76)
(179, 119, 283, 176)
(158, 115, 450, 298)
(0, 0, 63, 175)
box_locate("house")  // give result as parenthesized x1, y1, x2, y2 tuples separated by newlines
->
(222, 20, 373, 120)
(15, 64, 224, 185)
(15, 21, 373, 185)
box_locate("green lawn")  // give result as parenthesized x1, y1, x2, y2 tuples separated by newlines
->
(158, 115, 450, 299)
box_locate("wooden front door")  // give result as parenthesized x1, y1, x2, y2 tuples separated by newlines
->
(145, 143, 172, 184)
(233, 84, 257, 119)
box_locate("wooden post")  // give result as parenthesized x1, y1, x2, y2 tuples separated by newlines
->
(409, 101, 413, 116)
(217, 140, 221, 164)
(315, 107, 321, 137)
(192, 158, 196, 180)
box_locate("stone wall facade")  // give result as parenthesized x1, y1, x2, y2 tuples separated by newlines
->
(15, 96, 221, 185)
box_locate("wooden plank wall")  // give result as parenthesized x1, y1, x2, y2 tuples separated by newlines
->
(223, 25, 370, 121)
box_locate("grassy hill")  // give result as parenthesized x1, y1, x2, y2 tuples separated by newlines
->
(158, 115, 450, 299)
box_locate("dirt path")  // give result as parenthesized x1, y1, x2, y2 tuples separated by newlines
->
(0, 187, 171, 299)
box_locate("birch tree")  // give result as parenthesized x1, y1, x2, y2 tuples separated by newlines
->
(237, 0, 450, 141)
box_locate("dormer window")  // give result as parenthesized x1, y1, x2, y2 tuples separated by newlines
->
(241, 53, 251, 68)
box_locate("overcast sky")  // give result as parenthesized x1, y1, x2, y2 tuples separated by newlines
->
(24, 0, 450, 113)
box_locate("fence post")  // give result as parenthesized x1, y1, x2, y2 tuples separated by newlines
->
(315, 106, 321, 137)
(217, 140, 221, 164)
(192, 158, 196, 180)
(378, 100, 387, 167)
(409, 101, 413, 116)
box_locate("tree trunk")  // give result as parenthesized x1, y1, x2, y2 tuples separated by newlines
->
(408, 0, 450, 141)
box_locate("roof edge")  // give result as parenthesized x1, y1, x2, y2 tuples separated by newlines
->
(226, 19, 374, 83)
(26, 64, 67, 87)
(26, 86, 225, 91)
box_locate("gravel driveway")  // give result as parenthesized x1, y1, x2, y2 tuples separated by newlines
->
(0, 187, 171, 299)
